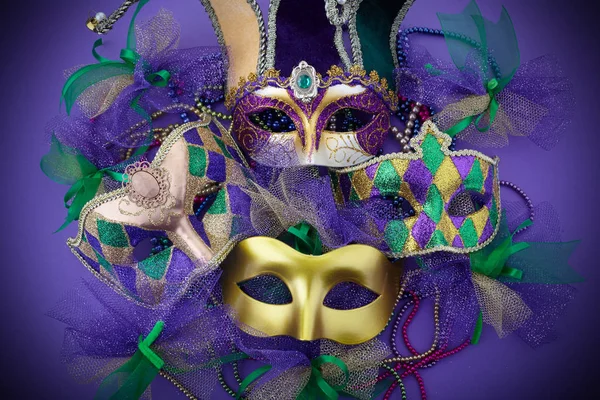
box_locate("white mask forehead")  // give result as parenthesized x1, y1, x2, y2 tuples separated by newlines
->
(323, 83, 366, 98)
(254, 83, 366, 99)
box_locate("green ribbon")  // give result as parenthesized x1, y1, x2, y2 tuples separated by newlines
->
(61, 0, 170, 115)
(59, 161, 126, 232)
(446, 78, 502, 137)
(470, 312, 484, 345)
(470, 218, 532, 280)
(298, 355, 350, 400)
(286, 222, 323, 256)
(40, 135, 128, 231)
(235, 365, 272, 399)
(469, 219, 532, 344)
(235, 355, 349, 400)
(95, 321, 165, 400)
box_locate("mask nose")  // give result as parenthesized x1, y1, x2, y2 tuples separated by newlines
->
(293, 280, 322, 341)
(297, 308, 319, 341)
(296, 134, 316, 165)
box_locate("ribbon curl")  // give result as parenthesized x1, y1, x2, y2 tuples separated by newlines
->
(61, 0, 170, 115)
(284, 222, 323, 256)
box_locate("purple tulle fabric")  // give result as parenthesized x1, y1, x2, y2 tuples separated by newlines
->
(48, 10, 226, 169)
(396, 45, 574, 149)
(47, 271, 239, 399)
(417, 200, 579, 348)
(238, 165, 383, 250)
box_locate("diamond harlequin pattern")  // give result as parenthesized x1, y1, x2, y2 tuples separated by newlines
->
(69, 122, 249, 305)
(331, 121, 502, 257)
(69, 120, 501, 304)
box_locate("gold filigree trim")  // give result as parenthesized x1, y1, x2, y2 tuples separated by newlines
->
(225, 64, 398, 111)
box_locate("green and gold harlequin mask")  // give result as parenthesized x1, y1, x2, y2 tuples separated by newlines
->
(330, 120, 501, 257)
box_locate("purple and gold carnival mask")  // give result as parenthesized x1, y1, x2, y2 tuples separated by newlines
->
(229, 63, 397, 167)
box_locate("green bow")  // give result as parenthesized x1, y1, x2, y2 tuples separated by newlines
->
(445, 77, 503, 137)
(60, 162, 126, 232)
(40, 135, 127, 232)
(236, 355, 349, 400)
(470, 218, 532, 280)
(61, 0, 170, 115)
(438, 0, 520, 137)
(95, 321, 165, 400)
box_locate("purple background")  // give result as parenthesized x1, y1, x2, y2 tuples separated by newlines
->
(1, 0, 599, 398)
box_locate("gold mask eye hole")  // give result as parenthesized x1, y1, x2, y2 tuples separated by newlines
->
(326, 108, 376, 132)
(323, 281, 380, 310)
(237, 274, 293, 305)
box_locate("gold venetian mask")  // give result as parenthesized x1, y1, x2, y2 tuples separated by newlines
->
(221, 236, 402, 345)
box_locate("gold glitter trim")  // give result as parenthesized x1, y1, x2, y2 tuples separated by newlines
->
(225, 65, 398, 111)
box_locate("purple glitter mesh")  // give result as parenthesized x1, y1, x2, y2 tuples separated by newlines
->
(503, 201, 581, 347)
(47, 271, 239, 399)
(413, 254, 480, 348)
(48, 10, 225, 169)
(232, 328, 388, 399)
(239, 166, 383, 251)
(396, 45, 574, 149)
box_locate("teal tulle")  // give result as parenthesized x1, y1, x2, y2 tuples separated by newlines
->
(470, 213, 583, 285)
(437, 0, 520, 89)
(356, 0, 412, 88)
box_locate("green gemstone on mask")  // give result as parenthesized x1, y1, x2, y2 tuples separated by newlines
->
(297, 74, 312, 89)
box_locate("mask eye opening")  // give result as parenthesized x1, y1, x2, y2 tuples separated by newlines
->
(323, 281, 380, 310)
(237, 274, 293, 305)
(247, 108, 296, 133)
(326, 108, 376, 132)
(133, 235, 172, 262)
(447, 189, 490, 217)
